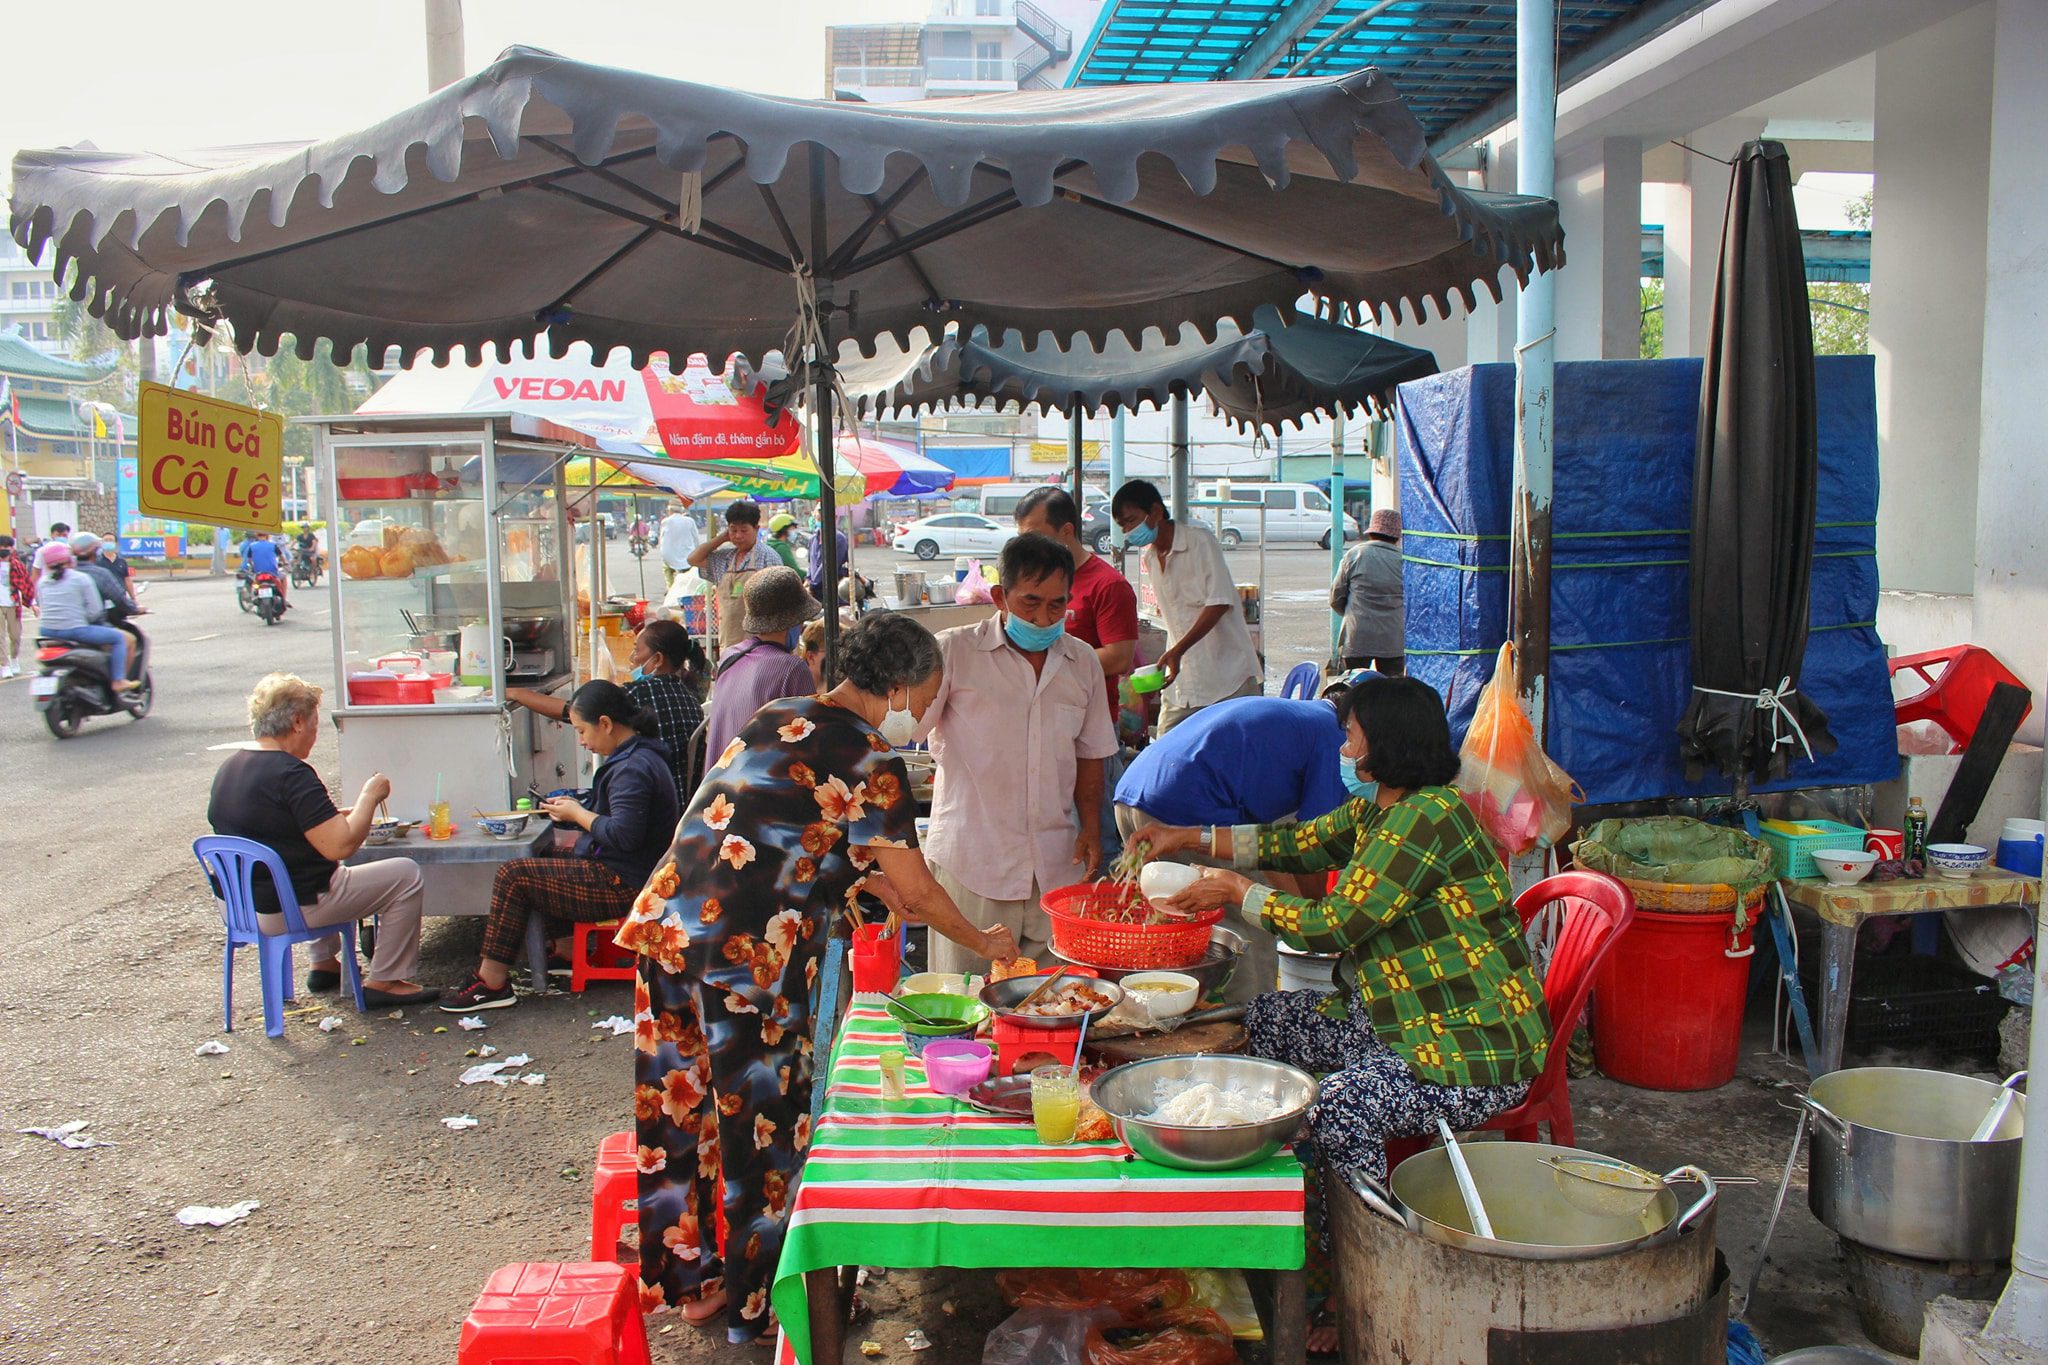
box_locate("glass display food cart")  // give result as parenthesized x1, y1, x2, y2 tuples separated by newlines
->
(313, 414, 588, 861)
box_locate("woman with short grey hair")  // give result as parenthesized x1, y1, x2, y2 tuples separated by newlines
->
(618, 611, 1015, 1337)
(206, 672, 440, 1008)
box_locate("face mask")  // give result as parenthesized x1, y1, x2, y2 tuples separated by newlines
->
(1123, 519, 1157, 548)
(1003, 612, 1065, 652)
(878, 691, 919, 748)
(629, 665, 647, 682)
(1340, 758, 1379, 803)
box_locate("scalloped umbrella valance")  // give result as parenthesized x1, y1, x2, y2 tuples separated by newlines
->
(10, 44, 1559, 658)
(840, 305, 1438, 428)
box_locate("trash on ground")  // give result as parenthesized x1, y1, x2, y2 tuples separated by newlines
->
(520, 1073, 546, 1086)
(18, 1121, 112, 1149)
(505, 1053, 531, 1066)
(593, 1015, 634, 1036)
(460, 1062, 517, 1085)
(905, 1329, 932, 1351)
(386, 1009, 405, 1020)
(860, 1343, 882, 1358)
(193, 1041, 230, 1057)
(458, 1016, 488, 1031)
(478, 1044, 499, 1057)
(175, 1200, 260, 1228)
(432, 1026, 449, 1034)
(317, 1016, 344, 1032)
(442, 1115, 480, 1130)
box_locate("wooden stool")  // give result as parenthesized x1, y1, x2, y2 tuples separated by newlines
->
(591, 1131, 638, 1265)
(458, 1261, 650, 1365)
(570, 921, 636, 993)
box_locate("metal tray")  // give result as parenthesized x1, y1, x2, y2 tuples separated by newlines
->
(964, 1074, 1034, 1117)
(978, 973, 1126, 1031)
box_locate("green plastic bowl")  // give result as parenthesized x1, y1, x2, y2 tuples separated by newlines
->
(1129, 665, 1168, 695)
(885, 993, 988, 1056)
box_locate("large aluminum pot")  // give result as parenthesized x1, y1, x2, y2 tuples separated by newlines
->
(1090, 1054, 1317, 1171)
(1804, 1066, 2026, 1262)
(1332, 1157, 1724, 1363)
(1353, 1140, 1717, 1261)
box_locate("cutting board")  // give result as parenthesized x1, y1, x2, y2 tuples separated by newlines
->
(1090, 1020, 1247, 1064)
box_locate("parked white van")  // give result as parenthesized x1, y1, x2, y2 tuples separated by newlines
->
(1193, 482, 1362, 547)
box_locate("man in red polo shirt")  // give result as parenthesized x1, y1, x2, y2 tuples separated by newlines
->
(1016, 485, 1139, 859)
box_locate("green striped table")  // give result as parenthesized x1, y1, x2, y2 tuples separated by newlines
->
(769, 998, 1306, 1363)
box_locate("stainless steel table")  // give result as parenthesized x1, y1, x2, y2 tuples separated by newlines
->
(347, 825, 556, 990)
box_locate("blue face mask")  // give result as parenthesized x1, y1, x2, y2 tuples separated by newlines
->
(1004, 612, 1066, 652)
(1122, 519, 1158, 548)
(1339, 755, 1378, 802)
(629, 665, 647, 682)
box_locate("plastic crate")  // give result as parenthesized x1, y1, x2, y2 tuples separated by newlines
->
(1800, 953, 2010, 1054)
(1759, 818, 1867, 880)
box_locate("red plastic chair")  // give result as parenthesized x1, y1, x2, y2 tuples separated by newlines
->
(569, 921, 636, 993)
(1890, 645, 2032, 754)
(590, 1131, 638, 1265)
(1385, 870, 1636, 1168)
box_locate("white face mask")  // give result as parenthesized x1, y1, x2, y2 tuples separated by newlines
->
(878, 690, 919, 748)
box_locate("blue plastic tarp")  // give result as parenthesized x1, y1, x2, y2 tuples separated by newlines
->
(1397, 356, 1897, 805)
(922, 445, 1011, 481)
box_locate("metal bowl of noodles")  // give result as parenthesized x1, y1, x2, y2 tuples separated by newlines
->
(1053, 925, 1244, 1000)
(1091, 1054, 1319, 1171)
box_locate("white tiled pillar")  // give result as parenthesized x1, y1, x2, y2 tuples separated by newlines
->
(1554, 137, 1644, 360)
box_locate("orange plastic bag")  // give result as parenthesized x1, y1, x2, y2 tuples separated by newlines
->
(1456, 643, 1581, 855)
(998, 1268, 1191, 1318)
(1086, 1305, 1239, 1365)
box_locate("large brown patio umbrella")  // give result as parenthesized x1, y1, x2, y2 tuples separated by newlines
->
(11, 45, 1561, 662)
(1676, 139, 1834, 784)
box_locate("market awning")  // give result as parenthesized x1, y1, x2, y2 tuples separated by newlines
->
(11, 45, 1562, 367)
(840, 305, 1436, 425)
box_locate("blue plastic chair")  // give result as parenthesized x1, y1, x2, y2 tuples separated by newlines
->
(1280, 661, 1323, 700)
(195, 835, 366, 1037)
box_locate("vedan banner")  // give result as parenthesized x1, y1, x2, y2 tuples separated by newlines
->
(136, 382, 283, 532)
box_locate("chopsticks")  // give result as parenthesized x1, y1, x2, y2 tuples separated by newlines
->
(1014, 971, 1069, 1012)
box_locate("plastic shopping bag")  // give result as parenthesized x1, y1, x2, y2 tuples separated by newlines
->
(1456, 643, 1581, 855)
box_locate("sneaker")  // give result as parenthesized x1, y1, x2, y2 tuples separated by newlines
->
(0, 664, 16, 679)
(439, 976, 517, 1012)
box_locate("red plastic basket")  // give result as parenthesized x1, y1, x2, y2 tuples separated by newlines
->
(1040, 882, 1222, 971)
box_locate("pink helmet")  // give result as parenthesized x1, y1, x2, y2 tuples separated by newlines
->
(36, 542, 73, 570)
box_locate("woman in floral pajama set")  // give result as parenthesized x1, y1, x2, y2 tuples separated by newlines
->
(616, 611, 1014, 1343)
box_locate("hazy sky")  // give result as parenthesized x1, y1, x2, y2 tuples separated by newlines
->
(6, 1, 929, 154)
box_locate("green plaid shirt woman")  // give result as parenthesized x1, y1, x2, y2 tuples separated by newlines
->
(1237, 786, 1548, 1088)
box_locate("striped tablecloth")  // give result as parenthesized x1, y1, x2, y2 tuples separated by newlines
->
(768, 997, 1305, 1363)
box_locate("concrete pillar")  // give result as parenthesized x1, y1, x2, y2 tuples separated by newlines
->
(1872, 4, 1993, 604)
(1661, 117, 1765, 359)
(1554, 138, 1645, 360)
(1970, 0, 2048, 748)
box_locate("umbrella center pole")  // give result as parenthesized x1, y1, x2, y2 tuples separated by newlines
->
(804, 153, 843, 677)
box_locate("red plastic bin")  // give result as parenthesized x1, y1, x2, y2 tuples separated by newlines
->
(1592, 908, 1755, 1091)
(346, 671, 453, 705)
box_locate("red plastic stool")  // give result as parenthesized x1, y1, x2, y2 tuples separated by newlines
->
(458, 1261, 650, 1365)
(1890, 645, 2032, 754)
(570, 921, 636, 993)
(990, 968, 1098, 1076)
(591, 1131, 638, 1265)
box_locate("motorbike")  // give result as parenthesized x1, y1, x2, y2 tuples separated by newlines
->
(32, 617, 152, 738)
(252, 571, 287, 625)
(628, 533, 650, 559)
(290, 544, 322, 588)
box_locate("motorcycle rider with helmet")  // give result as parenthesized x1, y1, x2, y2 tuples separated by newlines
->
(66, 533, 148, 682)
(240, 530, 288, 613)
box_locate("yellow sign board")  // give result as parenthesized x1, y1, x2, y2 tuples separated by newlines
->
(1029, 439, 1102, 465)
(136, 382, 285, 532)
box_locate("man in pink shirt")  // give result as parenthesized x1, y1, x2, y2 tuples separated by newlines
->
(918, 534, 1118, 976)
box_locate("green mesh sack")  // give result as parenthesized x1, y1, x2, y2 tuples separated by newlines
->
(1570, 816, 1775, 893)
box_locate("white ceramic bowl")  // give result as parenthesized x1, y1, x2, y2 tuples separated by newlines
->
(1812, 848, 1878, 886)
(1120, 971, 1200, 1019)
(1138, 861, 1203, 904)
(1927, 843, 1990, 880)
(901, 971, 970, 997)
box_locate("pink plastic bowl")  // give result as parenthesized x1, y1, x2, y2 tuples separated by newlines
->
(922, 1039, 993, 1096)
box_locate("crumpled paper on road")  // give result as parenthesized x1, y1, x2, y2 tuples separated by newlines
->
(457, 1016, 488, 1031)
(592, 1015, 634, 1037)
(18, 1121, 112, 1149)
(459, 1053, 536, 1086)
(318, 1016, 344, 1032)
(176, 1200, 260, 1228)
(193, 1041, 230, 1057)
(442, 1115, 480, 1130)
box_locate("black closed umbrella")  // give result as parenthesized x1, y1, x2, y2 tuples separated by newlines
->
(1677, 139, 1835, 784)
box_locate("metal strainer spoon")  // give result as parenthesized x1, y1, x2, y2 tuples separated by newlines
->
(1545, 1155, 1757, 1218)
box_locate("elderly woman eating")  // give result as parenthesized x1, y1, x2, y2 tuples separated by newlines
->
(441, 680, 680, 1012)
(207, 673, 438, 1006)
(617, 610, 1018, 1342)
(1135, 675, 1549, 1182)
